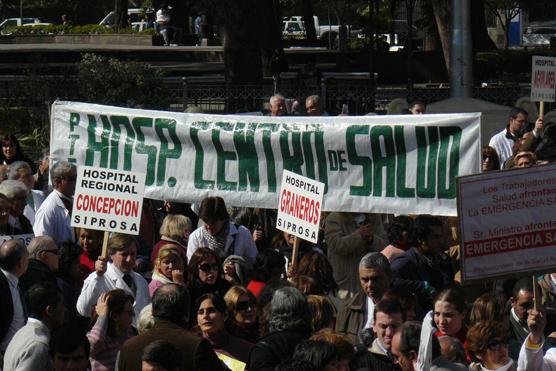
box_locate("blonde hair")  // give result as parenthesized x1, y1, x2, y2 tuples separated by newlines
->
(159, 214, 191, 241)
(154, 244, 185, 272)
(224, 285, 256, 312)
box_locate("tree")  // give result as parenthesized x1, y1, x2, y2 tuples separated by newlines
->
(78, 53, 168, 109)
(471, 0, 497, 51)
(114, 0, 128, 31)
(302, 0, 317, 42)
(484, 0, 523, 49)
(431, 0, 451, 72)
(219, 0, 263, 84)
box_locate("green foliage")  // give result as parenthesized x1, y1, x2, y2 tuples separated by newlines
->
(475, 49, 556, 82)
(7, 24, 147, 35)
(77, 53, 169, 109)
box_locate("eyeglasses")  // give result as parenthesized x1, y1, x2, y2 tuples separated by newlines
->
(486, 338, 509, 351)
(236, 300, 254, 311)
(198, 263, 219, 273)
(43, 249, 60, 257)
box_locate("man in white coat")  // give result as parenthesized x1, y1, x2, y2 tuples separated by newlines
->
(33, 161, 76, 243)
(77, 233, 149, 325)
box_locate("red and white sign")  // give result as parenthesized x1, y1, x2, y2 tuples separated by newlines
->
(276, 170, 324, 243)
(531, 56, 556, 102)
(458, 163, 556, 282)
(71, 166, 146, 235)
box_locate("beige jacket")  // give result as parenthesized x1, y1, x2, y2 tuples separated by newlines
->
(324, 212, 387, 300)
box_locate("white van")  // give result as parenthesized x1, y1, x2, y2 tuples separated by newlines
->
(99, 8, 154, 32)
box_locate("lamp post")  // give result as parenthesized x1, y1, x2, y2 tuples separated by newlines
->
(19, 0, 23, 20)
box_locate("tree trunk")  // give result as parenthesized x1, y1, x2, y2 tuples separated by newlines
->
(431, 0, 451, 73)
(302, 0, 317, 43)
(405, 0, 415, 99)
(221, 0, 263, 84)
(114, 0, 128, 31)
(260, 0, 285, 77)
(503, 19, 510, 49)
(470, 0, 497, 51)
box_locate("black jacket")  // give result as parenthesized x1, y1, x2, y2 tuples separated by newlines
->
(19, 259, 57, 291)
(0, 270, 14, 343)
(248, 330, 307, 371)
(391, 248, 454, 310)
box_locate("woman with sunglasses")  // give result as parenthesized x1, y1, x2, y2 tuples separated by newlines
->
(0, 134, 36, 174)
(149, 244, 186, 297)
(187, 247, 231, 321)
(467, 321, 516, 371)
(87, 290, 137, 371)
(482, 146, 501, 172)
(224, 286, 260, 343)
(195, 293, 253, 365)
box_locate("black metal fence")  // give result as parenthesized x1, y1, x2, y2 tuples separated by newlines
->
(0, 74, 536, 119)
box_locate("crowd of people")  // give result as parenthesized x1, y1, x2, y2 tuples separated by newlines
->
(0, 97, 555, 371)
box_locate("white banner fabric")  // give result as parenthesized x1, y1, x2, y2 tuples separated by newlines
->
(50, 101, 481, 216)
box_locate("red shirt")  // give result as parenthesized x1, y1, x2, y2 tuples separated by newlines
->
(247, 280, 266, 299)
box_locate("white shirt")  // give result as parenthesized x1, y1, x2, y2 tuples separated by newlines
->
(33, 190, 74, 243)
(517, 334, 556, 371)
(187, 222, 257, 267)
(24, 190, 45, 226)
(0, 269, 25, 352)
(363, 296, 376, 329)
(489, 127, 516, 167)
(76, 262, 149, 326)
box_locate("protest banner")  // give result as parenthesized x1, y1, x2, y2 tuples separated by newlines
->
(71, 165, 146, 236)
(51, 101, 481, 216)
(276, 170, 324, 247)
(531, 55, 556, 118)
(458, 163, 556, 282)
(0, 234, 34, 246)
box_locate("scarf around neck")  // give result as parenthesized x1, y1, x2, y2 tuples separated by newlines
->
(203, 221, 230, 253)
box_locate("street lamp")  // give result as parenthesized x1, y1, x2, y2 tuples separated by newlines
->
(19, 0, 23, 20)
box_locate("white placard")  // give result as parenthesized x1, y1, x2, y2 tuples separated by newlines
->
(458, 163, 556, 282)
(531, 56, 556, 102)
(0, 234, 34, 246)
(276, 170, 324, 243)
(71, 166, 146, 235)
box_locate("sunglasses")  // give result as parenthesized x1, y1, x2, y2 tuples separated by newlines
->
(236, 300, 254, 311)
(198, 263, 219, 273)
(486, 338, 509, 351)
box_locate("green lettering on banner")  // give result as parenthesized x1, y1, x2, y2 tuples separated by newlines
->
(437, 127, 462, 199)
(314, 130, 328, 193)
(346, 125, 372, 196)
(258, 123, 279, 192)
(233, 123, 259, 191)
(212, 122, 237, 190)
(416, 127, 439, 198)
(190, 125, 214, 189)
(394, 126, 415, 198)
(85, 114, 109, 167)
(155, 118, 182, 187)
(280, 127, 303, 175)
(370, 126, 396, 197)
(132, 117, 158, 186)
(69, 112, 79, 132)
(110, 115, 135, 171)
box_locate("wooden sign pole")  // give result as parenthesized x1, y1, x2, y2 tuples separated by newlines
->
(540, 101, 545, 119)
(533, 275, 539, 311)
(291, 236, 300, 272)
(101, 231, 110, 259)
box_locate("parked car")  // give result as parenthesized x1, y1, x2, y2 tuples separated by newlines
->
(523, 21, 556, 47)
(99, 8, 154, 31)
(282, 15, 360, 40)
(0, 17, 45, 34)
